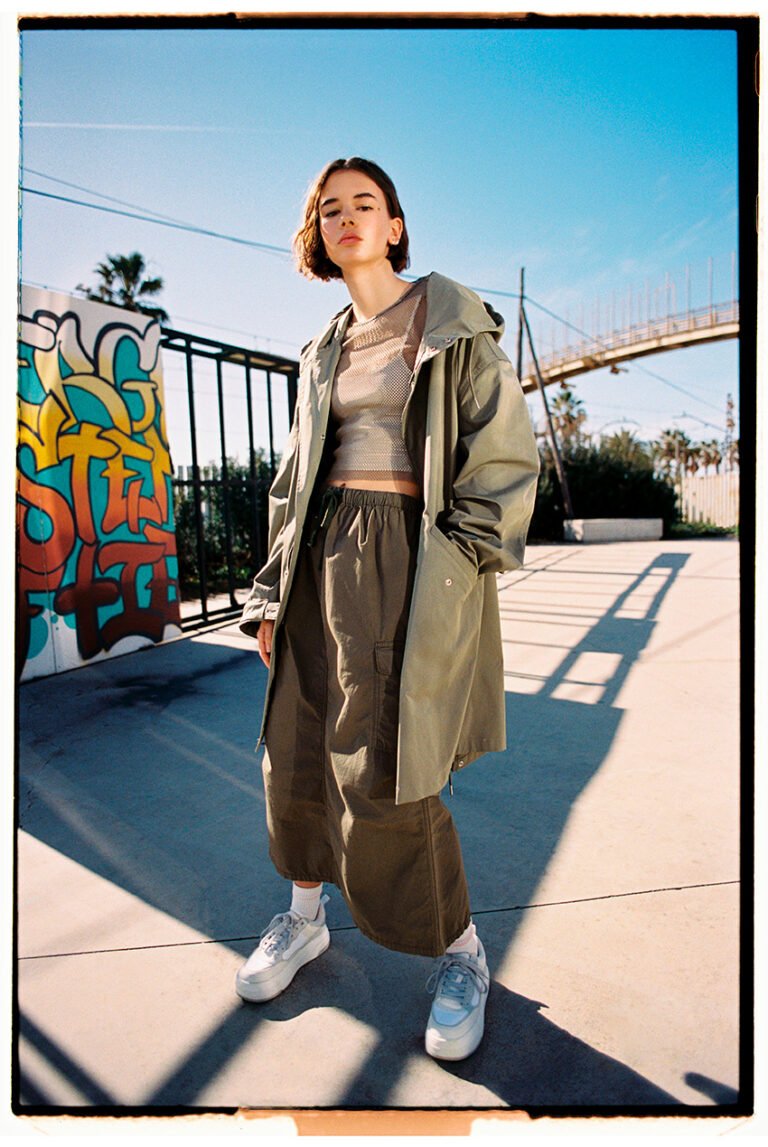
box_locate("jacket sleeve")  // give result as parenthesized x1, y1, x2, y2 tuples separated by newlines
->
(239, 409, 300, 637)
(440, 332, 540, 575)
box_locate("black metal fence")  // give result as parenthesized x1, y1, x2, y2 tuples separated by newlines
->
(160, 328, 299, 628)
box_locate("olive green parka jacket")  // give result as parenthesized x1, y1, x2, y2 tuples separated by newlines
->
(240, 271, 540, 804)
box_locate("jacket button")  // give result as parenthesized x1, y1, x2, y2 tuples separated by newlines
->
(445, 577, 452, 586)
(458, 758, 465, 767)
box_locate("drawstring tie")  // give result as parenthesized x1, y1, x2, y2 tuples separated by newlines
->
(306, 485, 343, 547)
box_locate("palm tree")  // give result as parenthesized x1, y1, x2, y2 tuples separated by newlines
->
(76, 251, 169, 322)
(699, 439, 723, 475)
(655, 428, 691, 481)
(684, 442, 702, 476)
(550, 382, 587, 454)
(648, 438, 665, 477)
(600, 429, 652, 469)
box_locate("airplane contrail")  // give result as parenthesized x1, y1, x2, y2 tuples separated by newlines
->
(24, 122, 268, 132)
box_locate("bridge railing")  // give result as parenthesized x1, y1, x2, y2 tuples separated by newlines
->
(536, 300, 739, 375)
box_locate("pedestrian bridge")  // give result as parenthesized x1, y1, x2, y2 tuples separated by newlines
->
(520, 301, 739, 393)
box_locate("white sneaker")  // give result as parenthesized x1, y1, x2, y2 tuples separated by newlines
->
(424, 938, 490, 1060)
(235, 895, 330, 1002)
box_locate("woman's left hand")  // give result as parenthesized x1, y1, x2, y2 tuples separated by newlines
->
(257, 619, 275, 668)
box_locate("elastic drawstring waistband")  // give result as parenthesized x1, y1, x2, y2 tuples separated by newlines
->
(306, 485, 344, 547)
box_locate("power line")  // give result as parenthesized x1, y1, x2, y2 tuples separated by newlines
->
(610, 361, 726, 413)
(19, 172, 733, 344)
(625, 361, 726, 411)
(20, 174, 734, 416)
(20, 171, 526, 300)
(22, 166, 203, 226)
(20, 186, 293, 258)
(464, 283, 521, 301)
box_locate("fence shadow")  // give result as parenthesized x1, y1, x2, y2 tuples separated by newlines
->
(18, 549, 714, 1111)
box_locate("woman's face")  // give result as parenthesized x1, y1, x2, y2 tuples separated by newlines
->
(318, 169, 403, 274)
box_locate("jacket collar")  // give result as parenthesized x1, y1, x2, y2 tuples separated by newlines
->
(307, 271, 505, 360)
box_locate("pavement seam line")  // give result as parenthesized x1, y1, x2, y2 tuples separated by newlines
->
(18, 879, 740, 961)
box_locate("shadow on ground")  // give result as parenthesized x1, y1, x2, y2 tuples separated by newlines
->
(18, 966, 680, 1109)
(19, 550, 718, 1110)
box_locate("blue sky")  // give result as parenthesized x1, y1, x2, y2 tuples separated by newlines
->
(18, 22, 740, 466)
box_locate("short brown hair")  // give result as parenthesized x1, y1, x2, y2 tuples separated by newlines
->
(292, 157, 410, 281)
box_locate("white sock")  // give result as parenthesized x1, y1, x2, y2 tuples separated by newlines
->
(291, 882, 323, 920)
(446, 920, 479, 956)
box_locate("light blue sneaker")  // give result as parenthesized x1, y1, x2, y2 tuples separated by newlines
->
(425, 938, 490, 1060)
(236, 895, 330, 1002)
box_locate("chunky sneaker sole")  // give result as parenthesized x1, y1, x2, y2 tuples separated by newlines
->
(425, 938, 490, 1061)
(235, 897, 331, 1003)
(236, 925, 330, 1002)
(425, 982, 489, 1060)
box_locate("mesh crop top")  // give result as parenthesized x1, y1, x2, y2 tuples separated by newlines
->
(326, 277, 427, 484)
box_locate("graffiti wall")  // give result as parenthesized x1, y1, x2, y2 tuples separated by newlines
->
(17, 286, 181, 681)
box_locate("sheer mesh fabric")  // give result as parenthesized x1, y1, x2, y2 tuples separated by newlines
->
(327, 278, 427, 484)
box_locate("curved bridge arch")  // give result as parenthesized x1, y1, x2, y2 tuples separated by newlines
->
(520, 301, 739, 394)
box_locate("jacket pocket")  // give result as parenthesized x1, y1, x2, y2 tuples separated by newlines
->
(427, 524, 477, 594)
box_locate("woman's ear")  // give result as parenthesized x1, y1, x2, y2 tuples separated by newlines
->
(388, 218, 404, 246)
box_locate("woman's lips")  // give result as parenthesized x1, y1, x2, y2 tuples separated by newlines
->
(339, 235, 362, 244)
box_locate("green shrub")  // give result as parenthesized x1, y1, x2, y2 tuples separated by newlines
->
(529, 441, 680, 541)
(668, 520, 736, 538)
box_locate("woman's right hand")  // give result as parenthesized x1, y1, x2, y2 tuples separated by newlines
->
(257, 619, 275, 668)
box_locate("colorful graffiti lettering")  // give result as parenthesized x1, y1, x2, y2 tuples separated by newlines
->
(17, 286, 181, 680)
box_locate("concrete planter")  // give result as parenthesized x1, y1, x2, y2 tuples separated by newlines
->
(564, 517, 664, 542)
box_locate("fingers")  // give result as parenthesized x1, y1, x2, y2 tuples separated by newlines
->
(257, 619, 274, 668)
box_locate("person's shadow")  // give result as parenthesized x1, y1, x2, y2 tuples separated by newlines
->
(18, 547, 739, 1110)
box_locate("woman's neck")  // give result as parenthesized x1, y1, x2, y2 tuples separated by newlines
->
(342, 263, 410, 323)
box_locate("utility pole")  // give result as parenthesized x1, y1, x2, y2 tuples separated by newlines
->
(518, 280, 575, 521)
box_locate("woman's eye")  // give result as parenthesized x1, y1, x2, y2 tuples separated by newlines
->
(321, 204, 372, 219)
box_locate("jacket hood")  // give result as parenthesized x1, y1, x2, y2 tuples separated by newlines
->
(420, 272, 505, 346)
(305, 271, 505, 358)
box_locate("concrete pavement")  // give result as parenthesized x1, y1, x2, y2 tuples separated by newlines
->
(15, 538, 743, 1117)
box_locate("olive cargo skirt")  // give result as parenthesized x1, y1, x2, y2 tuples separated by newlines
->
(262, 486, 472, 957)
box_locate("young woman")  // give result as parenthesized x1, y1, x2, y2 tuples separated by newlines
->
(237, 157, 539, 1061)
